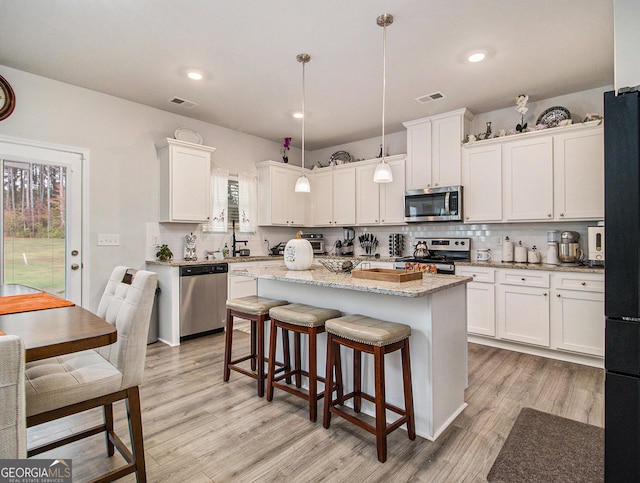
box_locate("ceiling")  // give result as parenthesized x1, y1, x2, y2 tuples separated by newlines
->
(0, 0, 614, 151)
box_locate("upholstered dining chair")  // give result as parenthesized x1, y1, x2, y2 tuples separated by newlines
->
(24, 266, 157, 483)
(0, 334, 26, 459)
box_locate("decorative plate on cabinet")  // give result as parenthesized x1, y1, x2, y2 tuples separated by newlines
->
(536, 106, 571, 128)
(174, 127, 203, 144)
(328, 150, 352, 165)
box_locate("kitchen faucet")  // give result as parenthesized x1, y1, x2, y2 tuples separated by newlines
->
(231, 220, 247, 257)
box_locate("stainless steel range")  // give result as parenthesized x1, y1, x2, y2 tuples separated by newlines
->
(394, 237, 471, 274)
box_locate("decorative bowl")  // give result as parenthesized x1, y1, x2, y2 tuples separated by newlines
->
(317, 258, 362, 273)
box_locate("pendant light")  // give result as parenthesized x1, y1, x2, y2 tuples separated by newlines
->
(294, 53, 311, 193)
(373, 13, 394, 183)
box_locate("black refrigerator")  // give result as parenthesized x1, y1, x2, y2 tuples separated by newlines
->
(604, 88, 640, 481)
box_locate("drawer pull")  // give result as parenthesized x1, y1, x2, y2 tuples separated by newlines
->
(521, 277, 526, 281)
(557, 294, 561, 298)
(581, 282, 586, 286)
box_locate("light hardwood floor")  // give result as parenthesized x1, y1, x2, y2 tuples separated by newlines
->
(28, 331, 604, 482)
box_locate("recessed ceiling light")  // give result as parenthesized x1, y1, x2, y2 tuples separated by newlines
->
(467, 51, 486, 63)
(293, 112, 304, 119)
(187, 71, 203, 80)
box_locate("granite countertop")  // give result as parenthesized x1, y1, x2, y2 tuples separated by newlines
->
(231, 264, 470, 298)
(456, 260, 605, 274)
(146, 255, 397, 267)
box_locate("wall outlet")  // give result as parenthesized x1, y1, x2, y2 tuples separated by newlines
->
(496, 236, 502, 245)
(98, 234, 120, 246)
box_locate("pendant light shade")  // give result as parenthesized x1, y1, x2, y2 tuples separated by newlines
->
(373, 160, 394, 182)
(295, 53, 311, 193)
(294, 174, 311, 192)
(374, 13, 393, 184)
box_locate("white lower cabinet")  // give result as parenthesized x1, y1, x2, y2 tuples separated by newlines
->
(460, 266, 605, 360)
(455, 265, 496, 336)
(497, 271, 550, 347)
(550, 273, 604, 357)
(227, 262, 259, 300)
(227, 260, 284, 300)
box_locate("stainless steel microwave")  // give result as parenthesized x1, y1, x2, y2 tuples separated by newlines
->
(404, 186, 463, 222)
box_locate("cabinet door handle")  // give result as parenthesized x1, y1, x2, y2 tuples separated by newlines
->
(560, 213, 565, 217)
(557, 294, 561, 297)
(581, 282, 586, 286)
(381, 219, 385, 223)
(547, 214, 552, 218)
(543, 292, 548, 296)
(466, 216, 470, 220)
(521, 277, 526, 281)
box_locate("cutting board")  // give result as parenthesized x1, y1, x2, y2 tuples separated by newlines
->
(351, 268, 423, 283)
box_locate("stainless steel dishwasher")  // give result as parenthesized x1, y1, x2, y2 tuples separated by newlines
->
(179, 263, 228, 340)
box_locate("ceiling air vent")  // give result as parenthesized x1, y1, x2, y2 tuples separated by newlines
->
(168, 97, 198, 109)
(415, 91, 446, 104)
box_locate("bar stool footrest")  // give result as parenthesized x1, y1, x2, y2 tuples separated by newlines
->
(329, 403, 410, 437)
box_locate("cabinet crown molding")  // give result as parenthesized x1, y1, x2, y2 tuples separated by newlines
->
(156, 137, 216, 152)
(403, 107, 474, 128)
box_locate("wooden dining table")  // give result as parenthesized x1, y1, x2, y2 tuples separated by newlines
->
(0, 284, 117, 362)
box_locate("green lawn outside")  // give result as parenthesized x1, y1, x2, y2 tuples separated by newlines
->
(3, 237, 65, 296)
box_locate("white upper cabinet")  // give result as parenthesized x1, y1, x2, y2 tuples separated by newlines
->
(462, 144, 502, 222)
(311, 165, 356, 226)
(404, 118, 431, 189)
(158, 138, 215, 223)
(503, 136, 554, 221)
(461, 122, 604, 223)
(257, 161, 309, 226)
(403, 108, 473, 190)
(355, 155, 406, 225)
(553, 124, 604, 220)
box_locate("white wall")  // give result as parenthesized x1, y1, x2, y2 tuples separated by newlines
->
(614, 0, 640, 91)
(309, 130, 406, 167)
(469, 86, 609, 136)
(0, 65, 300, 309)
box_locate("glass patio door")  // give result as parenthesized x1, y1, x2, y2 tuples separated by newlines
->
(1, 140, 83, 304)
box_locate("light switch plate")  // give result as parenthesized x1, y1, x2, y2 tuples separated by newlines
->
(98, 234, 120, 246)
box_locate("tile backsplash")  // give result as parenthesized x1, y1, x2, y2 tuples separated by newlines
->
(147, 220, 602, 263)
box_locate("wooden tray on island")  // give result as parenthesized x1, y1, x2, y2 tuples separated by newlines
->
(352, 268, 423, 283)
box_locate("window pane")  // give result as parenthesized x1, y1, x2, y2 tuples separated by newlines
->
(2, 159, 66, 296)
(228, 179, 239, 223)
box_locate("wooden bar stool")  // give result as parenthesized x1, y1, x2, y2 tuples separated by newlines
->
(223, 296, 289, 397)
(323, 314, 416, 463)
(266, 303, 342, 422)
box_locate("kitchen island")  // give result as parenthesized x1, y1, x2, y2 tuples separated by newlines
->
(232, 264, 471, 441)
